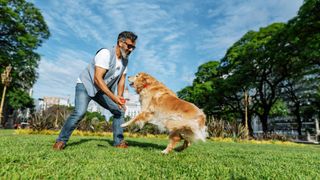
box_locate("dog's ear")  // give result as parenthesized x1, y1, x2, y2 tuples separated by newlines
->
(145, 77, 152, 84)
(135, 77, 145, 93)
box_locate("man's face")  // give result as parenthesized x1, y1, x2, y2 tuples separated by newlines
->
(119, 38, 136, 59)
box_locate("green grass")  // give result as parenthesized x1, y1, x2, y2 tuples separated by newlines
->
(0, 130, 319, 179)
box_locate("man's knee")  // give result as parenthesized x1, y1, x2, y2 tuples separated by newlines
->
(111, 108, 125, 118)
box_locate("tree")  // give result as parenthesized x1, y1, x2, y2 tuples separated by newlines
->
(178, 61, 225, 117)
(0, 0, 50, 125)
(269, 0, 320, 135)
(7, 88, 34, 109)
(178, 0, 319, 136)
(285, 0, 320, 67)
(221, 23, 287, 134)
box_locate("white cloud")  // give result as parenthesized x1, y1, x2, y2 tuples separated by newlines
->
(163, 33, 182, 42)
(181, 66, 196, 85)
(31, 0, 304, 99)
(33, 48, 91, 99)
(196, 0, 303, 59)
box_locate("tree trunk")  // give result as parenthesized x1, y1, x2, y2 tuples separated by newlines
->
(248, 115, 253, 137)
(54, 109, 59, 129)
(241, 112, 254, 137)
(294, 103, 302, 135)
(2, 101, 9, 128)
(261, 113, 269, 135)
(241, 113, 245, 126)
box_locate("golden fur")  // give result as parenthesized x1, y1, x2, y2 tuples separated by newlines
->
(121, 72, 207, 154)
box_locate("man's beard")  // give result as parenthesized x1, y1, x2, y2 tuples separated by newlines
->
(120, 47, 131, 59)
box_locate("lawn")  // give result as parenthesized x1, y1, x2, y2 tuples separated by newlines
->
(0, 130, 319, 179)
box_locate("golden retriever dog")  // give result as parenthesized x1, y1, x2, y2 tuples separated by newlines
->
(121, 72, 207, 154)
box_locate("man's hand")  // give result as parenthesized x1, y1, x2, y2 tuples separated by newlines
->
(94, 66, 126, 110)
(114, 96, 126, 110)
(119, 96, 126, 104)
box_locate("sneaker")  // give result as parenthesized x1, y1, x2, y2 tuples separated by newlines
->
(53, 141, 65, 150)
(115, 141, 128, 148)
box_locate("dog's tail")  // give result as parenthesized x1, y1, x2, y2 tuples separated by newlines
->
(193, 114, 208, 142)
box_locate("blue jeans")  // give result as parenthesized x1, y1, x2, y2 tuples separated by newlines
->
(56, 83, 125, 146)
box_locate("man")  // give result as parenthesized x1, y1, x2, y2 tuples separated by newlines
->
(53, 31, 137, 150)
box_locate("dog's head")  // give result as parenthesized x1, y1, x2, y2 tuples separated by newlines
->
(128, 72, 156, 93)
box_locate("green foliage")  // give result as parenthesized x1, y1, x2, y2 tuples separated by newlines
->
(194, 61, 220, 83)
(0, 0, 50, 114)
(285, 0, 320, 66)
(223, 23, 287, 122)
(178, 61, 225, 117)
(177, 86, 195, 103)
(7, 88, 34, 109)
(85, 111, 105, 122)
(77, 111, 108, 132)
(0, 130, 319, 179)
(269, 99, 289, 117)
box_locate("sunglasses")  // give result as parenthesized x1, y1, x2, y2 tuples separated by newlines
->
(123, 41, 136, 50)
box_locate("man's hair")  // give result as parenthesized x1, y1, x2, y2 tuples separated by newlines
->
(118, 31, 138, 42)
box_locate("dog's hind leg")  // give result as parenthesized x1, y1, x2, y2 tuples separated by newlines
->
(176, 139, 191, 152)
(161, 132, 181, 154)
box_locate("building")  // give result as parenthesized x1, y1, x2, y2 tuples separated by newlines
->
(123, 87, 141, 118)
(37, 96, 71, 111)
(251, 115, 320, 141)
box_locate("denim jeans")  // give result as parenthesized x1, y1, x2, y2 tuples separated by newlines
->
(56, 83, 125, 146)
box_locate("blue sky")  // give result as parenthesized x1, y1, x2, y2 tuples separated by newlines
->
(29, 0, 303, 102)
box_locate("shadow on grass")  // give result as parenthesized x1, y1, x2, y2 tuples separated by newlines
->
(66, 138, 166, 150)
(67, 138, 106, 147)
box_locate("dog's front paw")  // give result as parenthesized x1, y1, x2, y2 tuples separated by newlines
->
(121, 123, 129, 128)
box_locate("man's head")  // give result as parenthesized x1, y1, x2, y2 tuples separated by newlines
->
(117, 31, 138, 59)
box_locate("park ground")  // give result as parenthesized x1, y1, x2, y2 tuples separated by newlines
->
(0, 130, 319, 179)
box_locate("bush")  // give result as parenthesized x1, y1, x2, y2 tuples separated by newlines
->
(29, 105, 72, 131)
(30, 112, 53, 131)
(30, 107, 110, 132)
(206, 116, 248, 139)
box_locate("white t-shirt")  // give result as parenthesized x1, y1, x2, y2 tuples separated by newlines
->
(77, 49, 127, 83)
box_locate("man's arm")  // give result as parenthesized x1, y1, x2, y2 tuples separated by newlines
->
(117, 73, 126, 97)
(94, 66, 124, 107)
